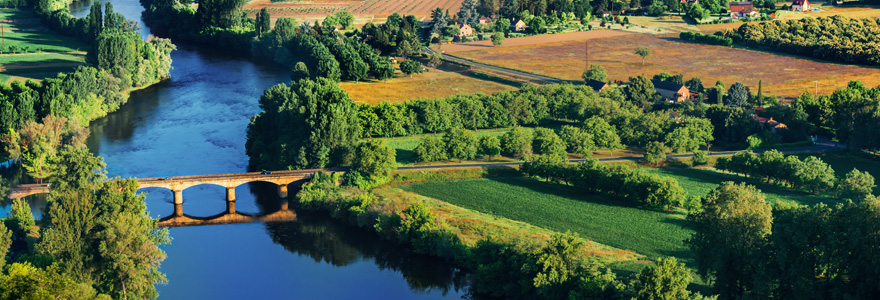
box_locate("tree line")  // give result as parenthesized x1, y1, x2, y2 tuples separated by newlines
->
(689, 181, 880, 299)
(715, 150, 875, 198)
(521, 158, 689, 209)
(728, 16, 880, 66)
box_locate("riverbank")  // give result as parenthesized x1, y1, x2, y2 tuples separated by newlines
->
(293, 167, 648, 299)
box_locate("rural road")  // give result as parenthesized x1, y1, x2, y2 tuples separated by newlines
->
(397, 138, 845, 171)
(421, 48, 564, 84)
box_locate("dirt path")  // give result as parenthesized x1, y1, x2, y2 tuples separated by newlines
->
(439, 30, 633, 54)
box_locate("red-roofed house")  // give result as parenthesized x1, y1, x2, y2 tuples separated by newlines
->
(792, 0, 810, 11)
(729, 2, 759, 18)
(754, 115, 788, 132)
(479, 16, 493, 24)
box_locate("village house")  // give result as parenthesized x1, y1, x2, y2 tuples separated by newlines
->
(791, 0, 810, 11)
(458, 24, 474, 36)
(754, 116, 788, 132)
(729, 1, 759, 18)
(586, 80, 609, 93)
(510, 18, 527, 31)
(651, 80, 692, 102)
(479, 16, 493, 24)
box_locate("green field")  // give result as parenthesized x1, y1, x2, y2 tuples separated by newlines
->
(400, 177, 696, 263)
(0, 9, 88, 82)
(643, 167, 841, 206)
(0, 9, 87, 53)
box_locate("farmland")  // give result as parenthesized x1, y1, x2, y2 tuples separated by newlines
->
(450, 32, 880, 100)
(0, 9, 88, 82)
(339, 68, 517, 105)
(243, 0, 464, 19)
(400, 176, 696, 263)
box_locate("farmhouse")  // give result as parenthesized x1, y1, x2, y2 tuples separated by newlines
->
(510, 18, 527, 31)
(458, 24, 474, 36)
(729, 2, 758, 18)
(479, 16, 493, 24)
(754, 116, 788, 132)
(791, 0, 810, 11)
(651, 79, 692, 102)
(586, 80, 609, 93)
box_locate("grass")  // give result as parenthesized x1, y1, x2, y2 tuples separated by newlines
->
(642, 166, 841, 206)
(0, 9, 87, 53)
(0, 9, 88, 82)
(452, 32, 880, 101)
(400, 176, 696, 264)
(339, 69, 517, 105)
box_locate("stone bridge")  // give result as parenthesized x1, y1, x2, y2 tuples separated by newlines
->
(8, 168, 347, 227)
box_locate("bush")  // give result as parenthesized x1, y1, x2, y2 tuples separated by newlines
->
(692, 150, 708, 166)
(679, 31, 733, 46)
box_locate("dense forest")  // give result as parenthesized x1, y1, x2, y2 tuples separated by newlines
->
(729, 16, 880, 65)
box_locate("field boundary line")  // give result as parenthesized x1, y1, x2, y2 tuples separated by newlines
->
(427, 49, 570, 84)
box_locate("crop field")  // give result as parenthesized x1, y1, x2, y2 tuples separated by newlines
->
(451, 32, 880, 101)
(243, 0, 463, 18)
(348, 0, 463, 17)
(340, 69, 517, 105)
(400, 176, 696, 263)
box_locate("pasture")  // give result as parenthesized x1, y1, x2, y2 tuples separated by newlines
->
(399, 176, 696, 263)
(451, 32, 880, 100)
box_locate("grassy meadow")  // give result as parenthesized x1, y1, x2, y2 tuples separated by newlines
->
(0, 9, 88, 82)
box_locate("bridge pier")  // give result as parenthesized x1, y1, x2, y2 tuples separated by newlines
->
(226, 187, 236, 214)
(173, 189, 183, 205)
(278, 184, 288, 199)
(173, 203, 183, 217)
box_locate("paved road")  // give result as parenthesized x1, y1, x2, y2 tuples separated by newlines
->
(422, 48, 564, 84)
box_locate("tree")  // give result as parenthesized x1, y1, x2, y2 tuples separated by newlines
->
(644, 141, 667, 165)
(458, 0, 481, 26)
(256, 7, 271, 34)
(495, 18, 511, 32)
(837, 168, 875, 201)
(1, 115, 88, 183)
(646, 0, 667, 16)
(478, 0, 502, 16)
(635, 47, 652, 65)
(479, 135, 501, 158)
(581, 64, 607, 82)
(793, 156, 836, 193)
(336, 11, 354, 29)
(626, 75, 660, 109)
(687, 2, 710, 20)
(8, 198, 35, 235)
(582, 117, 622, 154)
(635, 257, 692, 300)
(533, 232, 585, 299)
(491, 31, 505, 46)
(414, 136, 448, 162)
(559, 125, 595, 157)
(533, 128, 567, 162)
(685, 77, 704, 94)
(290, 61, 310, 81)
(0, 223, 9, 269)
(444, 128, 479, 161)
(725, 82, 749, 107)
(501, 0, 519, 18)
(687, 182, 772, 299)
(352, 139, 396, 179)
(399, 59, 422, 78)
(692, 150, 708, 166)
(501, 127, 534, 159)
(527, 16, 547, 33)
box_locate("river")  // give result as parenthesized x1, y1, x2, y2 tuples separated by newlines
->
(64, 1, 471, 298)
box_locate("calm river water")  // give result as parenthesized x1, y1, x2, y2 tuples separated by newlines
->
(65, 1, 471, 298)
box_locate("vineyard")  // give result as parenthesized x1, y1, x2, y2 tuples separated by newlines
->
(243, 0, 465, 18)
